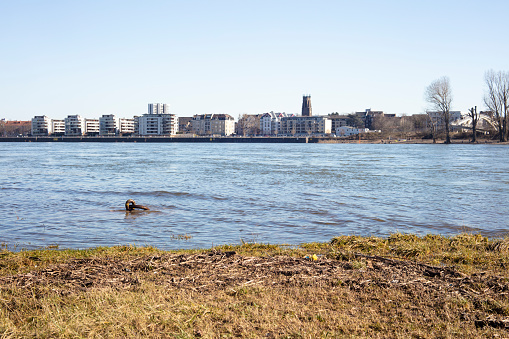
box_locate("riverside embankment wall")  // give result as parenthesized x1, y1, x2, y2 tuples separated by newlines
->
(0, 136, 323, 143)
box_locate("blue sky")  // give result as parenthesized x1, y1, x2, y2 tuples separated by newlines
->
(1, 0, 508, 120)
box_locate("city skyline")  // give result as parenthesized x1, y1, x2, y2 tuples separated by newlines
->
(1, 1, 508, 121)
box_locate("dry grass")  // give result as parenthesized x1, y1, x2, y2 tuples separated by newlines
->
(1, 233, 509, 338)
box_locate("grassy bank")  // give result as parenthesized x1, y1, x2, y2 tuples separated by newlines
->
(1, 233, 508, 338)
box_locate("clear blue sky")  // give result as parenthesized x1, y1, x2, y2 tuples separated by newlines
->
(1, 0, 508, 120)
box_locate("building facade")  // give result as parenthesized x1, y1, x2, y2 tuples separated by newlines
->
(119, 118, 135, 135)
(427, 111, 462, 130)
(64, 115, 86, 136)
(99, 115, 119, 136)
(336, 126, 370, 136)
(280, 116, 332, 136)
(327, 113, 350, 133)
(192, 114, 235, 136)
(31, 116, 53, 135)
(52, 120, 65, 135)
(260, 112, 294, 135)
(85, 119, 100, 136)
(137, 114, 178, 135)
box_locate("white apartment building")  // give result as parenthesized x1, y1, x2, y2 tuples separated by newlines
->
(65, 115, 86, 136)
(119, 118, 135, 135)
(260, 112, 293, 135)
(31, 115, 52, 135)
(192, 114, 235, 136)
(52, 120, 65, 135)
(135, 103, 178, 136)
(85, 119, 100, 136)
(137, 114, 178, 135)
(336, 126, 370, 137)
(99, 114, 119, 136)
(279, 116, 332, 136)
(148, 103, 169, 115)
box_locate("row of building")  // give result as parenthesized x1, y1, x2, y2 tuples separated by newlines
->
(31, 108, 372, 138)
(31, 112, 236, 137)
(28, 97, 468, 138)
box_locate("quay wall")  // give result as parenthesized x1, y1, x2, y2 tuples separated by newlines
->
(0, 136, 322, 143)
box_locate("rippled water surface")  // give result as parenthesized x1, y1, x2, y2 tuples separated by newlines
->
(1, 142, 508, 250)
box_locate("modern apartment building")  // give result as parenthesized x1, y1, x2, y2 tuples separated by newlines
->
(64, 115, 86, 136)
(31, 115, 52, 135)
(192, 114, 235, 136)
(85, 119, 100, 136)
(137, 114, 178, 135)
(52, 120, 65, 135)
(135, 103, 178, 136)
(119, 118, 135, 135)
(99, 114, 119, 136)
(280, 116, 332, 136)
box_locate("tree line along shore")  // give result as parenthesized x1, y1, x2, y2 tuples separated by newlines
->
(1, 233, 508, 337)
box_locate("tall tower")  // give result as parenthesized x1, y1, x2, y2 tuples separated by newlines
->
(148, 103, 169, 114)
(302, 95, 312, 116)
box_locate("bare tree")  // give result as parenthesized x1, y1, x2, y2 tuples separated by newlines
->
(411, 114, 429, 132)
(398, 115, 414, 139)
(346, 114, 364, 129)
(426, 76, 453, 143)
(371, 114, 387, 131)
(427, 114, 438, 143)
(467, 106, 480, 143)
(237, 114, 261, 136)
(484, 70, 509, 142)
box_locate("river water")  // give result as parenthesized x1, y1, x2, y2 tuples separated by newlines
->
(1, 142, 508, 250)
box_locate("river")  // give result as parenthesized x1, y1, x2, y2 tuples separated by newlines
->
(1, 142, 508, 250)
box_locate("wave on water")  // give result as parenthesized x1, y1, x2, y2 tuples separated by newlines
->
(130, 191, 192, 197)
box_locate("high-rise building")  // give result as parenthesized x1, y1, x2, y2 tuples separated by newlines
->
(302, 95, 312, 117)
(148, 103, 169, 114)
(136, 103, 178, 135)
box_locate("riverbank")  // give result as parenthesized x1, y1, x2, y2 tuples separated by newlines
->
(1, 136, 508, 144)
(1, 233, 508, 337)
